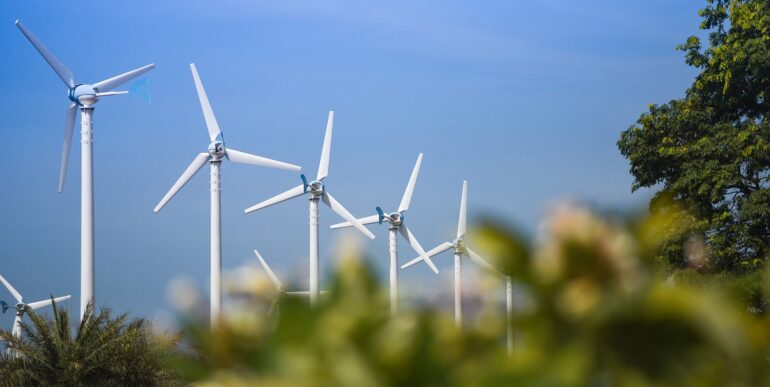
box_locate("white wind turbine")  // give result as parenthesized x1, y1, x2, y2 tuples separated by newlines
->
(330, 153, 438, 314)
(16, 20, 154, 319)
(0, 275, 70, 339)
(253, 250, 327, 316)
(245, 111, 376, 307)
(402, 180, 501, 327)
(154, 64, 301, 326)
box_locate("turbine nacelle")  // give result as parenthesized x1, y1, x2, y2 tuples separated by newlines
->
(68, 84, 97, 106)
(377, 208, 403, 226)
(390, 212, 403, 225)
(308, 181, 324, 196)
(302, 174, 324, 196)
(208, 140, 226, 160)
(14, 303, 27, 316)
(452, 237, 466, 253)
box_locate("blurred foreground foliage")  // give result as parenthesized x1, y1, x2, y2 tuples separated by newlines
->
(173, 204, 770, 387)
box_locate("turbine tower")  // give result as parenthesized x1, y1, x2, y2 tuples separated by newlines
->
(0, 275, 70, 339)
(401, 180, 499, 327)
(505, 275, 513, 355)
(330, 153, 438, 314)
(15, 20, 155, 319)
(245, 111, 375, 307)
(154, 64, 301, 326)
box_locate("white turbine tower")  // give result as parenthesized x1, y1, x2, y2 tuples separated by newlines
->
(253, 250, 327, 316)
(0, 275, 70, 339)
(505, 275, 513, 355)
(16, 20, 155, 319)
(402, 180, 500, 327)
(330, 153, 438, 314)
(244, 111, 376, 307)
(154, 64, 301, 326)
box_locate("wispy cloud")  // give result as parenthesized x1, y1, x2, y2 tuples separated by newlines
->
(191, 0, 695, 79)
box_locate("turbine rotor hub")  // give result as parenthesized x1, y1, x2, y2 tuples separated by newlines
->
(388, 212, 403, 226)
(208, 141, 226, 160)
(307, 180, 324, 196)
(15, 303, 27, 315)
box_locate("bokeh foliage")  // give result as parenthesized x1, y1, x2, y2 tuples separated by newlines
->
(172, 204, 770, 387)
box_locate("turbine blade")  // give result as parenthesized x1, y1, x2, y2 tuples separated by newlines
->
(226, 148, 301, 172)
(267, 298, 278, 316)
(398, 153, 423, 212)
(329, 214, 380, 230)
(321, 192, 376, 240)
(154, 153, 210, 212)
(244, 184, 305, 213)
(254, 250, 282, 290)
(58, 103, 77, 193)
(94, 91, 128, 97)
(0, 275, 22, 303)
(399, 224, 438, 273)
(93, 64, 155, 92)
(189, 63, 221, 141)
(457, 180, 468, 238)
(129, 77, 152, 103)
(401, 241, 453, 269)
(316, 111, 334, 180)
(27, 295, 71, 310)
(15, 20, 75, 89)
(465, 247, 498, 273)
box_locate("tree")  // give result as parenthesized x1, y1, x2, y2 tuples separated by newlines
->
(618, 0, 770, 272)
(0, 301, 178, 386)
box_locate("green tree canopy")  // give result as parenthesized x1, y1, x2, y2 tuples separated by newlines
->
(618, 0, 770, 272)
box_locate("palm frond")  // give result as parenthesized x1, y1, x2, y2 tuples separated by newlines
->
(0, 300, 178, 385)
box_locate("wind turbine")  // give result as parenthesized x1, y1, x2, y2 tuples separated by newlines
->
(253, 250, 327, 316)
(0, 275, 70, 339)
(329, 153, 438, 314)
(154, 64, 301, 326)
(402, 180, 499, 327)
(15, 20, 154, 319)
(244, 111, 376, 307)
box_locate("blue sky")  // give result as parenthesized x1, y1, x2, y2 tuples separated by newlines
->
(0, 1, 703, 325)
